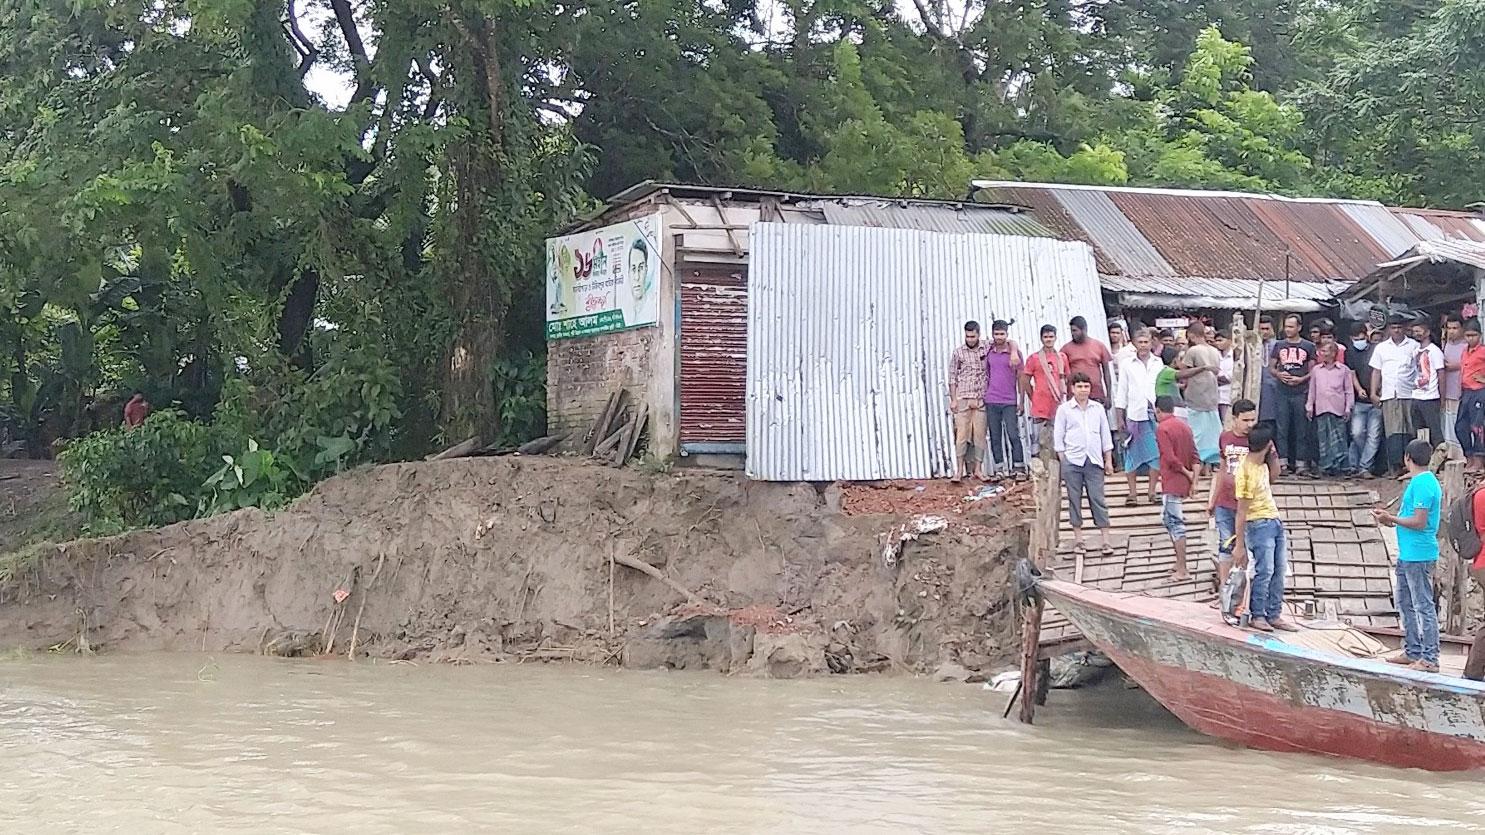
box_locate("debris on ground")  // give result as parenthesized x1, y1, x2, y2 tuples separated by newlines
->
(880, 515, 948, 569)
(842, 478, 1032, 517)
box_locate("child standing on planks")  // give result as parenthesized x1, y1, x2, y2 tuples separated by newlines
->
(1155, 395, 1199, 581)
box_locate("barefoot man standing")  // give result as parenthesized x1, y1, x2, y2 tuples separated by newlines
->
(1155, 394, 1198, 580)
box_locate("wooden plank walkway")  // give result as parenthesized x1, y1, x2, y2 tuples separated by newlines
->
(1040, 474, 1395, 648)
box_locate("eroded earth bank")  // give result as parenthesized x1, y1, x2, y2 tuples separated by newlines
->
(0, 458, 1025, 678)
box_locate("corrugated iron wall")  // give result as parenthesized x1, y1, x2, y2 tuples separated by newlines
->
(679, 264, 748, 445)
(747, 223, 1105, 481)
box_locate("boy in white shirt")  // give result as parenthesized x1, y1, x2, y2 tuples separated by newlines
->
(1410, 321, 1446, 450)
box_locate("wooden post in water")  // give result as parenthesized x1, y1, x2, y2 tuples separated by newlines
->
(1030, 449, 1059, 568)
(1441, 458, 1467, 634)
(1017, 595, 1045, 724)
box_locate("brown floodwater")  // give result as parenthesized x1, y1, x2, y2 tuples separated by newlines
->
(2, 653, 1482, 833)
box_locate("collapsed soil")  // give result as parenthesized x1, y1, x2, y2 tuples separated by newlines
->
(0, 457, 1028, 678)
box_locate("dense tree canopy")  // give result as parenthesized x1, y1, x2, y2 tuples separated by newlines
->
(1, 0, 1482, 526)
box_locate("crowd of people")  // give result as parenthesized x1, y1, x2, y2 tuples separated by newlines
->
(946, 309, 1485, 672)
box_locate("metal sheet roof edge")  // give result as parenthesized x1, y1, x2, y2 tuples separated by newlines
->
(977, 180, 1390, 207)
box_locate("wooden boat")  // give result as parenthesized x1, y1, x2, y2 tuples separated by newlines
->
(1035, 577, 1485, 771)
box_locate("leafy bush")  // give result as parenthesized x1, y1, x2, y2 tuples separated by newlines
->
(59, 336, 406, 532)
(491, 350, 546, 447)
(201, 438, 296, 515)
(58, 410, 229, 533)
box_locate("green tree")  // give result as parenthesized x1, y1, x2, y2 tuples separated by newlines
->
(1295, 0, 1485, 205)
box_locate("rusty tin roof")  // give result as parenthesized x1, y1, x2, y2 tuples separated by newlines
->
(980, 183, 1485, 303)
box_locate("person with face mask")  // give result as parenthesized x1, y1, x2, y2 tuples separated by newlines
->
(1344, 321, 1380, 475)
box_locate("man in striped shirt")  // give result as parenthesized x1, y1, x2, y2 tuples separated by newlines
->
(947, 321, 990, 482)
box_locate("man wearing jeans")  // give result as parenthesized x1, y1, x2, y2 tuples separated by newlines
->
(983, 320, 1025, 476)
(1053, 372, 1114, 555)
(1155, 395, 1198, 581)
(1373, 439, 1442, 672)
(1345, 321, 1381, 474)
(1268, 313, 1316, 476)
(1231, 424, 1298, 633)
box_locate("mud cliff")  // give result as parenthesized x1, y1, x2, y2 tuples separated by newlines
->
(0, 458, 1024, 677)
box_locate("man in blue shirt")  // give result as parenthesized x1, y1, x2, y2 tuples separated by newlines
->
(1372, 439, 1442, 672)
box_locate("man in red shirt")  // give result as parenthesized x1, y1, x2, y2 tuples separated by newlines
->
(1061, 315, 1113, 405)
(123, 392, 151, 429)
(1156, 394, 1198, 581)
(1457, 321, 1485, 472)
(1023, 323, 1068, 448)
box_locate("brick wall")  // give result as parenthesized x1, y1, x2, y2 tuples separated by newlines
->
(547, 327, 658, 445)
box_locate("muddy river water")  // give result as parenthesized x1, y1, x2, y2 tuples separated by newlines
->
(3, 654, 1483, 834)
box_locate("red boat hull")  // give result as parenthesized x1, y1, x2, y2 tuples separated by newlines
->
(1039, 580, 1485, 771)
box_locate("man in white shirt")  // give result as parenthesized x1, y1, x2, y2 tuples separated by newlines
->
(1054, 371, 1115, 555)
(1369, 315, 1420, 475)
(1114, 329, 1164, 506)
(1410, 321, 1446, 449)
(1214, 329, 1236, 423)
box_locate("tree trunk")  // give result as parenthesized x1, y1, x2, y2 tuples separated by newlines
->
(439, 143, 503, 445)
(438, 14, 512, 445)
(277, 267, 319, 368)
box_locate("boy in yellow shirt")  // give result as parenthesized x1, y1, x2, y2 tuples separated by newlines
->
(1231, 425, 1298, 633)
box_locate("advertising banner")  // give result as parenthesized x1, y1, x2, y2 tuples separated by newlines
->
(545, 212, 663, 339)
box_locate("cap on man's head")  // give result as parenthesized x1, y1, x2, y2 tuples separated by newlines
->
(1388, 313, 1409, 326)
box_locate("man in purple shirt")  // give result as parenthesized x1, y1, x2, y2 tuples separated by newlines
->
(984, 319, 1025, 476)
(1306, 342, 1356, 477)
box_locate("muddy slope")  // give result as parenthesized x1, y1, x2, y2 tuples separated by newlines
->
(0, 458, 1024, 676)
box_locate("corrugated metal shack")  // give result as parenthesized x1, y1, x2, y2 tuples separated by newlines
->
(546, 182, 1060, 466)
(978, 182, 1485, 318)
(746, 223, 1104, 481)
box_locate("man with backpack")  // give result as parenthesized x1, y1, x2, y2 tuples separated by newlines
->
(1373, 439, 1443, 672)
(1438, 464, 1485, 679)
